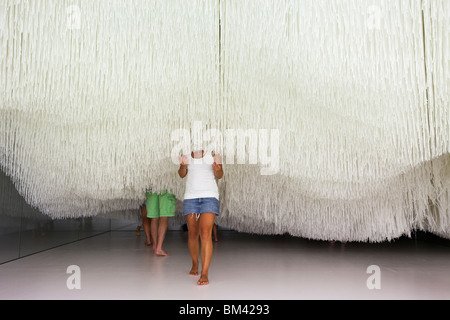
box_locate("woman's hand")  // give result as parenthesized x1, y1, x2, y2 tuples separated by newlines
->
(178, 155, 189, 178)
(213, 153, 222, 165)
(179, 155, 189, 167)
(212, 162, 222, 172)
(212, 154, 223, 179)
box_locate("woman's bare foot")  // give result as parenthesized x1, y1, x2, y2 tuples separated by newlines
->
(189, 264, 199, 276)
(197, 274, 209, 285)
(145, 240, 152, 246)
(154, 248, 169, 256)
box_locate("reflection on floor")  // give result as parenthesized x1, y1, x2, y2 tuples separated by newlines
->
(0, 230, 449, 300)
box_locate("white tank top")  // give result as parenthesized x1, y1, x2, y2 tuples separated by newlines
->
(184, 153, 219, 200)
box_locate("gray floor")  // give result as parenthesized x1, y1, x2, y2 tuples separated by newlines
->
(0, 230, 449, 300)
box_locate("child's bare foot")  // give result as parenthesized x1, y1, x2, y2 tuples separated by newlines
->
(197, 275, 209, 285)
(154, 248, 169, 256)
(189, 264, 199, 276)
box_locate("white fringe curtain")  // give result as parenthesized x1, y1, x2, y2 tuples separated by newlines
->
(0, 0, 448, 242)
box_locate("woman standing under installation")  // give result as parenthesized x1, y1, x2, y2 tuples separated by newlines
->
(178, 149, 223, 285)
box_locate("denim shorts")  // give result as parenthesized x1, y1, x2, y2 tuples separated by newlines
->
(183, 197, 220, 216)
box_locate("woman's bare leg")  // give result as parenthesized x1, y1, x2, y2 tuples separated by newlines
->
(213, 224, 219, 242)
(186, 214, 200, 276)
(198, 213, 216, 285)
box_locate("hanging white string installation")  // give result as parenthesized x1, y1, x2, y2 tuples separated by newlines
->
(0, 0, 448, 242)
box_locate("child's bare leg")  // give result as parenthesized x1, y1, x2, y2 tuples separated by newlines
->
(154, 216, 169, 256)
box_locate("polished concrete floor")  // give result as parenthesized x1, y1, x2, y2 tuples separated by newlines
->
(0, 230, 449, 300)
